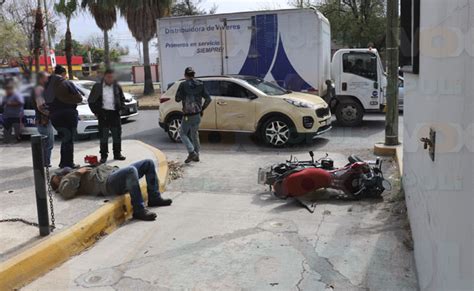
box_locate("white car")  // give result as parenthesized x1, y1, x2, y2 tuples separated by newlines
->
(72, 80, 139, 119)
(13, 85, 99, 136)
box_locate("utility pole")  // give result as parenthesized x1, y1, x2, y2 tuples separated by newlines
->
(385, 0, 400, 146)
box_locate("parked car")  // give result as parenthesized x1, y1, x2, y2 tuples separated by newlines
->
(2, 85, 99, 136)
(72, 80, 139, 120)
(158, 75, 332, 147)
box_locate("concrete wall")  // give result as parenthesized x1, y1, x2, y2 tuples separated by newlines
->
(403, 1, 474, 290)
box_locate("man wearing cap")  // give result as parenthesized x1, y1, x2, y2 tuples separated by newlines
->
(45, 65, 82, 168)
(175, 67, 211, 163)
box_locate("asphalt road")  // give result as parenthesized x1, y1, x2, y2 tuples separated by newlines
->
(118, 110, 403, 156)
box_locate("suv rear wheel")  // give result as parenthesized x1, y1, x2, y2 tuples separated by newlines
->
(260, 117, 295, 147)
(167, 115, 182, 142)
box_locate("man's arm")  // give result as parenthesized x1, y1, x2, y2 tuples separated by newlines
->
(88, 83, 101, 115)
(117, 83, 126, 109)
(58, 168, 91, 199)
(201, 86, 211, 111)
(175, 83, 184, 103)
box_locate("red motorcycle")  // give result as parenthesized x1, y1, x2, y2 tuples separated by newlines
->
(258, 152, 391, 201)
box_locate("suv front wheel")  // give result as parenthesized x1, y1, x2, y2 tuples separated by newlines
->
(167, 115, 182, 142)
(260, 117, 295, 147)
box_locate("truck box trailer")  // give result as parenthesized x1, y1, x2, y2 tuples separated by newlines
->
(157, 8, 389, 126)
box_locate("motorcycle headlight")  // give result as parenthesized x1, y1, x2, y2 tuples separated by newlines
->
(79, 114, 96, 121)
(283, 98, 315, 109)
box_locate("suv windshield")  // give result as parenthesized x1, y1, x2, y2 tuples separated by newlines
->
(244, 78, 287, 96)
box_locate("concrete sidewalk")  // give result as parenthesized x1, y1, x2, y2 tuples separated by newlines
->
(0, 139, 161, 263)
(26, 150, 418, 290)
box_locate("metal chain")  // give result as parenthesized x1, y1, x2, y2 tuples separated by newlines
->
(45, 166, 56, 230)
(0, 218, 39, 227)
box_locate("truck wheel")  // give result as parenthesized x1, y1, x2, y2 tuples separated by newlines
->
(260, 117, 294, 147)
(167, 115, 182, 142)
(335, 99, 364, 127)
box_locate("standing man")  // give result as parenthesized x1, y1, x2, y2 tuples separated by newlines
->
(88, 69, 126, 164)
(33, 72, 54, 167)
(1, 79, 24, 143)
(175, 67, 211, 163)
(45, 65, 83, 169)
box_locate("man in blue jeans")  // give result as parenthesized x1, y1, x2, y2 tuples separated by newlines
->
(50, 159, 172, 221)
(175, 67, 211, 163)
(33, 72, 54, 167)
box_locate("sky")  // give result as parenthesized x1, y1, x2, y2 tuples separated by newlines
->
(64, 0, 294, 62)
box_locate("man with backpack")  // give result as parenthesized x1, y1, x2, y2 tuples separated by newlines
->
(175, 67, 211, 163)
(45, 65, 82, 168)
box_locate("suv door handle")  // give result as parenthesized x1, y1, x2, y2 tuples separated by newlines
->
(217, 101, 227, 106)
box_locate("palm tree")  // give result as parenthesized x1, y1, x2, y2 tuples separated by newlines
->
(118, 0, 172, 95)
(81, 0, 116, 69)
(33, 0, 43, 74)
(54, 0, 78, 78)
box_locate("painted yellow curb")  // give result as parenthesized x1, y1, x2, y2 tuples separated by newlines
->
(0, 142, 169, 291)
(373, 142, 403, 176)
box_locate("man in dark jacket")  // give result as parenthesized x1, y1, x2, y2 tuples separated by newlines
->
(50, 159, 172, 221)
(45, 65, 83, 168)
(175, 67, 211, 163)
(88, 69, 126, 163)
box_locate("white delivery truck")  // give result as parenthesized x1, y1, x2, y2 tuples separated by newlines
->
(157, 8, 388, 126)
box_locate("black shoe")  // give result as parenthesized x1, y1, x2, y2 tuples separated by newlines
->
(185, 152, 198, 164)
(148, 197, 173, 207)
(193, 153, 200, 162)
(132, 208, 157, 221)
(114, 155, 126, 161)
(100, 156, 108, 164)
(59, 163, 81, 169)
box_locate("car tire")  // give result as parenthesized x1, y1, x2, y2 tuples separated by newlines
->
(260, 116, 295, 147)
(167, 115, 182, 142)
(335, 99, 364, 127)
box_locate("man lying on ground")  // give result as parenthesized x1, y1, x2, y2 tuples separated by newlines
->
(50, 159, 172, 221)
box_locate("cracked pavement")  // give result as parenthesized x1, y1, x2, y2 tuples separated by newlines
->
(25, 149, 417, 290)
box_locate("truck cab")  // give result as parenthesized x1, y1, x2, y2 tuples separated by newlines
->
(330, 48, 387, 126)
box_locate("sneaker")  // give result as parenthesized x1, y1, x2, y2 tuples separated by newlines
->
(132, 208, 157, 221)
(185, 152, 198, 164)
(148, 197, 173, 207)
(114, 155, 126, 161)
(193, 152, 200, 162)
(100, 156, 108, 164)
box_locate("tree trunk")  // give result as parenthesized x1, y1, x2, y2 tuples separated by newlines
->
(65, 20, 74, 79)
(33, 0, 43, 74)
(104, 29, 111, 69)
(142, 38, 154, 95)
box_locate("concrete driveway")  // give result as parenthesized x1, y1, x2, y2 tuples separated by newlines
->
(25, 150, 417, 290)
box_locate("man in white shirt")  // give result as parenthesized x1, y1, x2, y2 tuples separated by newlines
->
(88, 69, 126, 163)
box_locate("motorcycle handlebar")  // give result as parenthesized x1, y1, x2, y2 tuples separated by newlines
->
(348, 155, 364, 164)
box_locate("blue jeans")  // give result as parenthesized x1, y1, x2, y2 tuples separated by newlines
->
(180, 114, 201, 154)
(37, 121, 54, 166)
(106, 159, 161, 212)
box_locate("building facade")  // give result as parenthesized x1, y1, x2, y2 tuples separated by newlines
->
(401, 0, 474, 289)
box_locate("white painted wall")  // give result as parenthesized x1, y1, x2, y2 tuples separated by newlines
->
(403, 1, 474, 290)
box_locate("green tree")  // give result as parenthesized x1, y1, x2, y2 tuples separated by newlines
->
(0, 19, 28, 64)
(291, 0, 387, 49)
(80, 0, 117, 69)
(118, 0, 172, 95)
(171, 0, 217, 16)
(54, 0, 78, 78)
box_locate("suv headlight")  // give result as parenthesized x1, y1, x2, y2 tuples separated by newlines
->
(284, 98, 315, 109)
